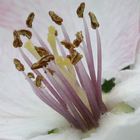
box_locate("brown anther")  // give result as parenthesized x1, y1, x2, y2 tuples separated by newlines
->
(40, 54, 55, 63)
(73, 31, 83, 47)
(47, 68, 55, 75)
(77, 2, 85, 18)
(49, 11, 63, 25)
(18, 29, 32, 39)
(13, 31, 23, 48)
(67, 51, 83, 65)
(76, 31, 83, 41)
(89, 12, 99, 29)
(27, 72, 35, 79)
(13, 58, 25, 71)
(26, 12, 35, 28)
(35, 47, 49, 57)
(61, 40, 75, 50)
(31, 62, 46, 70)
(35, 75, 44, 87)
(31, 54, 54, 70)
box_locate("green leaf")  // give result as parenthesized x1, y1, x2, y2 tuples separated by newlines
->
(47, 128, 59, 134)
(102, 78, 115, 93)
(112, 102, 135, 114)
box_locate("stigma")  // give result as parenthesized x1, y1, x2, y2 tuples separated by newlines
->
(12, 2, 107, 131)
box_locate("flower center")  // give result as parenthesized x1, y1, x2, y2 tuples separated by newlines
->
(12, 2, 107, 131)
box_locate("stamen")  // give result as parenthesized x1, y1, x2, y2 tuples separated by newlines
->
(26, 12, 35, 28)
(31, 62, 45, 70)
(35, 75, 44, 87)
(49, 11, 63, 25)
(24, 72, 80, 129)
(18, 29, 32, 39)
(13, 30, 23, 48)
(77, 2, 85, 18)
(67, 50, 83, 65)
(35, 46, 49, 57)
(73, 31, 83, 47)
(61, 40, 75, 50)
(88, 12, 99, 29)
(13, 58, 25, 71)
(12, 2, 108, 131)
(27, 72, 35, 79)
(40, 54, 55, 63)
(31, 54, 54, 70)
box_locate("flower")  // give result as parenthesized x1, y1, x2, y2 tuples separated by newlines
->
(0, 0, 140, 140)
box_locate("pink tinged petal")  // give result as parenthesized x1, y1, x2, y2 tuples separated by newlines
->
(97, 0, 140, 76)
(133, 36, 140, 69)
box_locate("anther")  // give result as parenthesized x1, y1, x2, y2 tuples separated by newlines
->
(67, 51, 83, 65)
(39, 54, 54, 64)
(31, 54, 54, 70)
(88, 12, 99, 29)
(73, 31, 83, 47)
(77, 2, 85, 18)
(13, 31, 23, 48)
(18, 29, 32, 39)
(26, 12, 35, 28)
(13, 58, 25, 71)
(61, 40, 75, 50)
(35, 75, 44, 87)
(31, 62, 45, 70)
(35, 47, 49, 57)
(49, 11, 63, 25)
(27, 72, 35, 79)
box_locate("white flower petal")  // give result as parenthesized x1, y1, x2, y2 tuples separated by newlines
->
(30, 128, 81, 140)
(83, 109, 140, 140)
(0, 116, 67, 139)
(0, 0, 140, 139)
